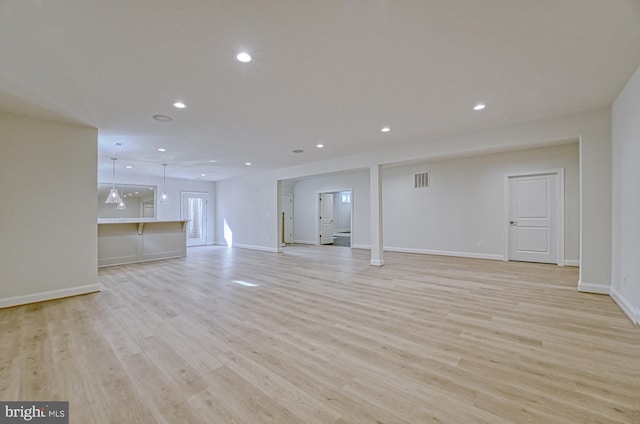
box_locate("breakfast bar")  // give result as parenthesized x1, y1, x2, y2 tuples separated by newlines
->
(98, 219, 188, 267)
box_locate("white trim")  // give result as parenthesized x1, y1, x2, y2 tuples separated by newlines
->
(293, 239, 317, 245)
(564, 259, 580, 267)
(232, 243, 280, 253)
(577, 280, 610, 295)
(352, 244, 371, 250)
(610, 287, 639, 326)
(98, 254, 186, 268)
(384, 246, 504, 261)
(504, 169, 565, 265)
(370, 259, 384, 266)
(0, 284, 100, 309)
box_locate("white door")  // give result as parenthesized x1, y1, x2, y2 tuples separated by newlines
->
(319, 193, 334, 245)
(181, 192, 208, 247)
(508, 173, 559, 264)
(281, 193, 293, 244)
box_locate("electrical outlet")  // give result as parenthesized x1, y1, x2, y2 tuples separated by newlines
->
(477, 241, 483, 248)
(623, 275, 627, 285)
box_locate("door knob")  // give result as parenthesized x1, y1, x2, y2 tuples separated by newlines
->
(510, 220, 517, 226)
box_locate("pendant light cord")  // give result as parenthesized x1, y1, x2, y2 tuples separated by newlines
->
(111, 157, 117, 188)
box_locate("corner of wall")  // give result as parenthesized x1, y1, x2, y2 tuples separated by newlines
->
(610, 286, 639, 326)
(577, 280, 610, 295)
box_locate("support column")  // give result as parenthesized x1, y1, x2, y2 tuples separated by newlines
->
(370, 164, 384, 266)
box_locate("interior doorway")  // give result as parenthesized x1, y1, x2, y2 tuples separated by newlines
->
(505, 170, 564, 265)
(280, 193, 293, 245)
(318, 190, 352, 247)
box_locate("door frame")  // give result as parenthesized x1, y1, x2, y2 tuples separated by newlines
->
(317, 188, 353, 246)
(503, 169, 565, 265)
(180, 191, 209, 247)
(280, 192, 294, 246)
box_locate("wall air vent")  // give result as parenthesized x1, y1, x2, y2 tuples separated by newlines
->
(414, 172, 429, 188)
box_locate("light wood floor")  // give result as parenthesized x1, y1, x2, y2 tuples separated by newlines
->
(1, 246, 638, 423)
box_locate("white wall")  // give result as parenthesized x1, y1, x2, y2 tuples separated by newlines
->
(0, 112, 99, 307)
(611, 65, 640, 325)
(290, 171, 369, 247)
(97, 172, 217, 245)
(215, 108, 611, 291)
(216, 173, 279, 251)
(383, 143, 579, 261)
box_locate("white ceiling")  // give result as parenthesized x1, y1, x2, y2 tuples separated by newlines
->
(1, 0, 639, 181)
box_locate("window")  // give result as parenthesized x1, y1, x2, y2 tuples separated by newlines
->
(341, 192, 351, 204)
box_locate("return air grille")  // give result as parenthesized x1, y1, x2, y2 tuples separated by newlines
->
(414, 172, 429, 188)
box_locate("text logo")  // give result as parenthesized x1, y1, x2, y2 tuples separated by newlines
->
(0, 402, 68, 424)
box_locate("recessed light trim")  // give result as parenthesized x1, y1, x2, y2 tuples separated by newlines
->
(126, 165, 132, 169)
(173, 102, 187, 109)
(237, 52, 252, 63)
(200, 173, 206, 177)
(245, 162, 252, 166)
(316, 144, 324, 149)
(381, 126, 391, 133)
(208, 159, 217, 163)
(292, 149, 304, 154)
(153, 114, 173, 122)
(473, 103, 486, 111)
(157, 148, 166, 152)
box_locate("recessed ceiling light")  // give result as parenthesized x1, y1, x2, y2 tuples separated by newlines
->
(245, 162, 252, 166)
(200, 173, 206, 177)
(153, 115, 173, 122)
(237, 52, 252, 63)
(381, 126, 391, 133)
(316, 144, 324, 148)
(473, 103, 486, 111)
(126, 165, 132, 169)
(173, 102, 187, 109)
(292, 149, 304, 153)
(149, 187, 154, 190)
(208, 159, 217, 163)
(158, 148, 166, 152)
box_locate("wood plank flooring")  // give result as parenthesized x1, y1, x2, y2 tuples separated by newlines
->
(1, 245, 638, 423)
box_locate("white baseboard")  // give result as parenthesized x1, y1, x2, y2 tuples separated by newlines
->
(0, 284, 100, 309)
(232, 243, 279, 253)
(351, 244, 371, 250)
(293, 239, 317, 245)
(384, 246, 504, 261)
(564, 259, 580, 267)
(370, 259, 384, 266)
(577, 280, 610, 295)
(610, 286, 639, 326)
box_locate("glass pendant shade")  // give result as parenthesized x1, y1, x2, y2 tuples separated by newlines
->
(104, 157, 122, 204)
(105, 188, 122, 204)
(116, 198, 127, 210)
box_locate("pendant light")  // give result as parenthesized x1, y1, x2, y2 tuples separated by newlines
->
(105, 158, 122, 204)
(160, 163, 169, 202)
(116, 187, 127, 210)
